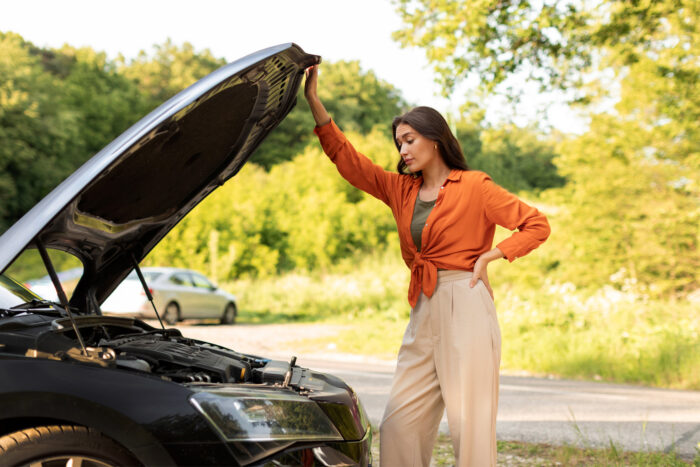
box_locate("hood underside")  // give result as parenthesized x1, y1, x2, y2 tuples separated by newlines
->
(0, 43, 319, 311)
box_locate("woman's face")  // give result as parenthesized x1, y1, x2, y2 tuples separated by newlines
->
(395, 123, 439, 173)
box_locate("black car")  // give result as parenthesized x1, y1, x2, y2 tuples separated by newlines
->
(0, 44, 372, 466)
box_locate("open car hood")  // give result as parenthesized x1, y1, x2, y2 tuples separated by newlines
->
(0, 43, 319, 312)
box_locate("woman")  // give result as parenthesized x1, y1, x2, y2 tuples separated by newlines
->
(304, 65, 550, 466)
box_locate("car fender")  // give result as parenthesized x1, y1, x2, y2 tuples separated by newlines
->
(0, 391, 175, 466)
(0, 357, 222, 465)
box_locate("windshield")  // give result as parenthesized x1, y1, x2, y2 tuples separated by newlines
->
(0, 273, 41, 308)
(3, 248, 83, 303)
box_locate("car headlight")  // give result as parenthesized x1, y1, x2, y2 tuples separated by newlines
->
(189, 387, 343, 442)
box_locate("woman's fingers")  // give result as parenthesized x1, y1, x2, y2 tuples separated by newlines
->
(470, 257, 483, 287)
(304, 65, 331, 126)
(304, 65, 318, 100)
(470, 257, 494, 300)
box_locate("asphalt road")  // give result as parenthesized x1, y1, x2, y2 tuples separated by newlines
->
(295, 356, 700, 460)
(171, 322, 700, 459)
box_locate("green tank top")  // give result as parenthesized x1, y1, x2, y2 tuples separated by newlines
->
(410, 194, 436, 252)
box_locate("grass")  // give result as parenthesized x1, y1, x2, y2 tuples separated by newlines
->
(223, 249, 700, 389)
(369, 431, 698, 466)
(223, 251, 700, 463)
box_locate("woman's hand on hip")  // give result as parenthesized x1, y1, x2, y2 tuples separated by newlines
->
(469, 247, 504, 300)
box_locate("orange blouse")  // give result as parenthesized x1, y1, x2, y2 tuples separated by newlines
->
(314, 120, 551, 307)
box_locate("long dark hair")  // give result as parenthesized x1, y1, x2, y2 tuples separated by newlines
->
(392, 106, 469, 176)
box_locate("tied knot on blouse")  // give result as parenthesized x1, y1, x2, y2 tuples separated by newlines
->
(409, 253, 438, 308)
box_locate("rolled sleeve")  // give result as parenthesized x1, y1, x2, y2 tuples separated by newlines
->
(480, 175, 551, 262)
(314, 119, 399, 207)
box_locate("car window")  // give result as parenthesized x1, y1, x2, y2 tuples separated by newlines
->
(169, 273, 191, 286)
(3, 248, 83, 302)
(191, 274, 214, 290)
(144, 272, 162, 282)
(125, 270, 162, 282)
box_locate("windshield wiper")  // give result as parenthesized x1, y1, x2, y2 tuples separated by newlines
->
(10, 299, 61, 310)
(2, 304, 64, 319)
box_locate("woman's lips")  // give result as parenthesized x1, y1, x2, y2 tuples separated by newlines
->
(404, 158, 414, 165)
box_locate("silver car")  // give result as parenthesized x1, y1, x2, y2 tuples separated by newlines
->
(101, 267, 237, 325)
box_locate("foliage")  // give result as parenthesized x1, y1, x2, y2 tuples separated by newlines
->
(117, 38, 225, 107)
(0, 35, 409, 233)
(546, 8, 700, 297)
(1, 25, 695, 390)
(229, 247, 407, 325)
(456, 119, 566, 192)
(0, 32, 146, 233)
(144, 129, 399, 280)
(551, 115, 699, 297)
(4, 247, 82, 288)
(121, 50, 408, 169)
(223, 243, 700, 390)
(144, 119, 565, 280)
(393, 0, 700, 298)
(316, 60, 407, 134)
(254, 60, 407, 168)
(392, 0, 697, 99)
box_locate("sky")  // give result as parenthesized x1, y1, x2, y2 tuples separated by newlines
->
(1, 0, 587, 133)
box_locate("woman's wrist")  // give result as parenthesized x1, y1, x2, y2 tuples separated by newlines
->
(308, 99, 331, 127)
(481, 248, 504, 263)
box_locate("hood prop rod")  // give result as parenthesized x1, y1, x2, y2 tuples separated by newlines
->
(36, 240, 88, 356)
(282, 356, 297, 388)
(131, 254, 165, 330)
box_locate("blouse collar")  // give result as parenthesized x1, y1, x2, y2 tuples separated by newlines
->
(411, 169, 464, 186)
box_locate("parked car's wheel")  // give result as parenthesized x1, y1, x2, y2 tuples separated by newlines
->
(0, 425, 139, 466)
(221, 302, 237, 325)
(163, 301, 180, 325)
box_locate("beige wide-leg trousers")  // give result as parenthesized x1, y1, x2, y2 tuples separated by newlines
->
(379, 270, 501, 467)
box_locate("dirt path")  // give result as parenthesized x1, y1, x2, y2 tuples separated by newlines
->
(156, 320, 347, 358)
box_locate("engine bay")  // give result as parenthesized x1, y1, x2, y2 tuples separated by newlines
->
(0, 313, 275, 384)
(0, 307, 368, 443)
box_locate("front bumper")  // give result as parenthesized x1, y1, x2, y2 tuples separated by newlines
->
(254, 426, 372, 466)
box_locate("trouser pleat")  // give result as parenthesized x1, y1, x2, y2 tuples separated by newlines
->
(379, 271, 501, 467)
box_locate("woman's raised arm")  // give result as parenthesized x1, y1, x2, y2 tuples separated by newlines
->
(304, 65, 331, 127)
(304, 65, 403, 208)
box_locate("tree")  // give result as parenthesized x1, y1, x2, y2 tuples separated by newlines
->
(0, 32, 64, 232)
(455, 119, 566, 192)
(0, 32, 148, 234)
(146, 129, 398, 279)
(393, 0, 699, 296)
(552, 111, 698, 297)
(392, 0, 697, 101)
(119, 45, 407, 169)
(117, 39, 225, 108)
(253, 60, 407, 169)
(52, 45, 150, 170)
